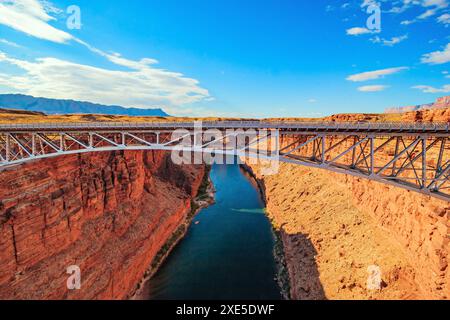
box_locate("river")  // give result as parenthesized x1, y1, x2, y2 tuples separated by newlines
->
(140, 162, 282, 300)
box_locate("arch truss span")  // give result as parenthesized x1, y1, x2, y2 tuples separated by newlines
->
(0, 121, 448, 201)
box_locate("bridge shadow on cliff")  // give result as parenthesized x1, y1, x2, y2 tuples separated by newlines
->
(282, 229, 327, 300)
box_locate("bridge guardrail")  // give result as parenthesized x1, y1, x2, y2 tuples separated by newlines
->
(0, 120, 449, 132)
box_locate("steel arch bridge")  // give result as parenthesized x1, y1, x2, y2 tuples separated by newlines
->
(0, 121, 449, 201)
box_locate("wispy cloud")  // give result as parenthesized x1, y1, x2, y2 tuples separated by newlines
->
(347, 67, 409, 82)
(370, 35, 408, 46)
(361, 0, 377, 8)
(74, 38, 159, 70)
(0, 38, 22, 48)
(0, 51, 211, 113)
(421, 43, 450, 64)
(412, 84, 450, 93)
(437, 13, 450, 25)
(418, 8, 438, 19)
(346, 27, 376, 36)
(401, 19, 416, 25)
(388, 4, 410, 14)
(398, 0, 449, 25)
(358, 85, 389, 92)
(0, 1, 213, 115)
(424, 0, 449, 9)
(0, 0, 72, 43)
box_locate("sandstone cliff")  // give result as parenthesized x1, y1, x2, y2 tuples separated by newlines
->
(0, 151, 205, 299)
(246, 133, 449, 300)
(385, 96, 450, 114)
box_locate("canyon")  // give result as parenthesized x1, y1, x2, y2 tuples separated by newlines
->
(0, 106, 449, 300)
(0, 150, 206, 299)
(245, 107, 449, 300)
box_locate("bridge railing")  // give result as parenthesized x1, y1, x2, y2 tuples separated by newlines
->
(0, 120, 448, 132)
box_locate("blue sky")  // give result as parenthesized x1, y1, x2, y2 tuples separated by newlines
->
(0, 0, 449, 117)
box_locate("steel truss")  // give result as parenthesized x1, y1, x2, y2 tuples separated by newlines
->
(279, 133, 449, 201)
(0, 126, 448, 201)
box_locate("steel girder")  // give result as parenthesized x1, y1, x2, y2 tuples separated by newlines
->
(0, 130, 448, 201)
(278, 133, 449, 201)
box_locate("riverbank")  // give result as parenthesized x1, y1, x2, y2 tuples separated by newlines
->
(239, 163, 291, 300)
(135, 162, 282, 300)
(131, 166, 216, 300)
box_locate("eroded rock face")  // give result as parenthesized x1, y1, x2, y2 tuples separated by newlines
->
(340, 173, 449, 299)
(0, 151, 205, 300)
(385, 96, 450, 114)
(249, 160, 448, 300)
(402, 108, 450, 123)
(247, 132, 449, 300)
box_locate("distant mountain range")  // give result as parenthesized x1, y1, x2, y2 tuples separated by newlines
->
(385, 96, 450, 114)
(0, 94, 170, 117)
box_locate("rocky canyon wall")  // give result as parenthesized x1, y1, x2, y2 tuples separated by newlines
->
(338, 171, 448, 298)
(247, 133, 449, 300)
(0, 151, 206, 299)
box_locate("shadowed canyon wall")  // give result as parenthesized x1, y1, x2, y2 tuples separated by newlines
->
(0, 151, 205, 299)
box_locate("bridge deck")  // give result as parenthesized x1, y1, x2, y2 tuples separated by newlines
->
(0, 121, 449, 201)
(0, 121, 448, 134)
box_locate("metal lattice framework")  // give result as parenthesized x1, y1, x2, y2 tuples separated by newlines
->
(0, 121, 449, 201)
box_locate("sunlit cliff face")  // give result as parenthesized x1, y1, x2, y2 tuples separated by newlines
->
(0, 150, 205, 299)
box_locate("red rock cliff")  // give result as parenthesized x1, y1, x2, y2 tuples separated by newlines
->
(248, 133, 449, 300)
(0, 151, 205, 299)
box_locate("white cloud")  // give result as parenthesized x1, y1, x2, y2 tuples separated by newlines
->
(358, 85, 389, 92)
(0, 1, 214, 115)
(346, 67, 409, 82)
(74, 38, 160, 70)
(0, 51, 211, 113)
(308, 99, 317, 103)
(0, 0, 159, 71)
(361, 0, 377, 7)
(418, 8, 438, 19)
(346, 27, 376, 36)
(423, 0, 448, 9)
(394, 0, 449, 24)
(437, 13, 450, 25)
(412, 84, 450, 93)
(421, 43, 450, 64)
(388, 5, 410, 13)
(0, 0, 72, 43)
(401, 19, 416, 25)
(370, 35, 408, 46)
(0, 38, 21, 48)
